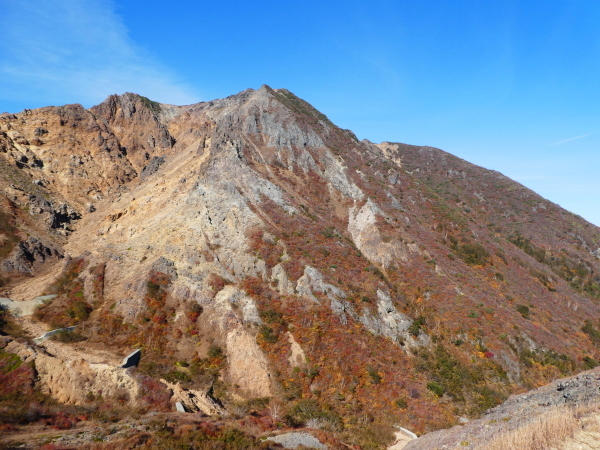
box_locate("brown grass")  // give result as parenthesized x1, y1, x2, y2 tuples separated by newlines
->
(484, 403, 600, 450)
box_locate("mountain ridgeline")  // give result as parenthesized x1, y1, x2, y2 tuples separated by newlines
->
(1, 86, 599, 448)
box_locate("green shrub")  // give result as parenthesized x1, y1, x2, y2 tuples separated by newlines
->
(259, 325, 278, 343)
(321, 227, 335, 238)
(291, 399, 322, 421)
(509, 233, 599, 299)
(307, 366, 320, 380)
(518, 347, 575, 375)
(208, 344, 224, 359)
(0, 212, 20, 259)
(427, 381, 444, 396)
(583, 356, 598, 369)
(367, 366, 382, 384)
(66, 300, 92, 321)
(138, 95, 161, 114)
(259, 309, 285, 325)
(516, 304, 530, 319)
(164, 370, 191, 384)
(416, 344, 508, 413)
(408, 316, 426, 336)
(582, 321, 600, 345)
(394, 397, 408, 409)
(50, 330, 86, 343)
(450, 238, 490, 266)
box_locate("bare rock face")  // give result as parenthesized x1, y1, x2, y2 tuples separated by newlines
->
(160, 379, 226, 415)
(90, 93, 175, 173)
(287, 331, 307, 368)
(1, 236, 62, 273)
(4, 339, 143, 406)
(348, 198, 408, 268)
(2, 85, 600, 445)
(211, 286, 272, 397)
(0, 103, 138, 209)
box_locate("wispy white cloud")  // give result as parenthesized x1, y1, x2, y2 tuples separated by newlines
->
(550, 133, 592, 146)
(0, 0, 199, 108)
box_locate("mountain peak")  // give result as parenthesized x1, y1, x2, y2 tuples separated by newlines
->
(0, 87, 599, 448)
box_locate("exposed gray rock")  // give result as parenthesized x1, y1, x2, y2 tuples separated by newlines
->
(210, 286, 272, 397)
(33, 294, 58, 302)
(2, 295, 54, 317)
(214, 285, 261, 325)
(296, 266, 346, 303)
(140, 155, 165, 180)
(150, 256, 177, 278)
(270, 263, 295, 295)
(360, 289, 428, 347)
(294, 266, 360, 325)
(0, 298, 12, 308)
(1, 237, 63, 273)
(348, 198, 408, 269)
(266, 432, 327, 449)
(322, 151, 364, 200)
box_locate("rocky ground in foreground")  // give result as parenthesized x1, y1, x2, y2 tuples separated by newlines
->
(3, 360, 600, 449)
(404, 367, 600, 449)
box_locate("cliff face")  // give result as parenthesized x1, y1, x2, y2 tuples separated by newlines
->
(1, 86, 599, 445)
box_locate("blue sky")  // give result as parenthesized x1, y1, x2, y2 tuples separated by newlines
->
(1, 0, 599, 227)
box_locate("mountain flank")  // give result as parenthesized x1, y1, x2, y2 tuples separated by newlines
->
(0, 86, 599, 448)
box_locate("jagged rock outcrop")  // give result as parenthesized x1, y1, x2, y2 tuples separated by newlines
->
(2, 236, 62, 273)
(0, 103, 138, 209)
(90, 93, 176, 173)
(160, 379, 226, 415)
(359, 289, 429, 347)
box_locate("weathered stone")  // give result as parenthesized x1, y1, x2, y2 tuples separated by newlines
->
(162, 379, 226, 416)
(140, 156, 166, 180)
(266, 432, 326, 450)
(1, 237, 63, 273)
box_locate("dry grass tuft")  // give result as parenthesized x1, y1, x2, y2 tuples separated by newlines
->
(484, 402, 600, 450)
(484, 408, 579, 450)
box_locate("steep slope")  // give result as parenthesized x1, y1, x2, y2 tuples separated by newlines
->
(1, 86, 599, 448)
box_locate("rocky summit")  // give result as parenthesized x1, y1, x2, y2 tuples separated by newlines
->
(1, 86, 600, 449)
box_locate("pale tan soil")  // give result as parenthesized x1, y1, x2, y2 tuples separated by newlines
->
(388, 430, 416, 449)
(8, 259, 65, 302)
(15, 316, 122, 365)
